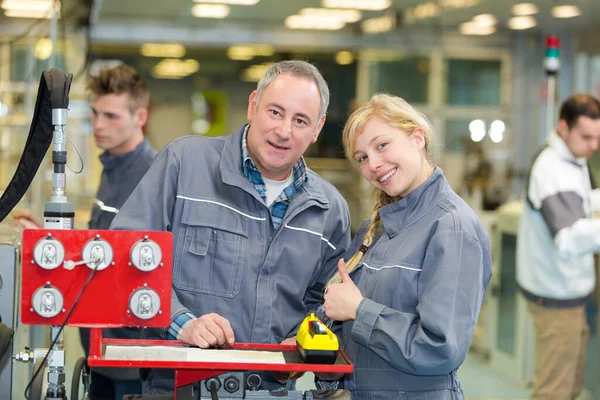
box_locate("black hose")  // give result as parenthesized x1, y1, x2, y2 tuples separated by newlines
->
(210, 380, 218, 400)
(71, 357, 87, 400)
(29, 358, 46, 400)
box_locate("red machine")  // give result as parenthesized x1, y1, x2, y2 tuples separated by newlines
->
(21, 228, 352, 399)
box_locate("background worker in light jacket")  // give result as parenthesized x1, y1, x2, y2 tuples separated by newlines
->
(517, 93, 600, 400)
(110, 60, 351, 395)
(322, 93, 492, 400)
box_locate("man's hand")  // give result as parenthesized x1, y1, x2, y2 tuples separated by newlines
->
(323, 259, 363, 321)
(178, 313, 234, 348)
(12, 210, 41, 230)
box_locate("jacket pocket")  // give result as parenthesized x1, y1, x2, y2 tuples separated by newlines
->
(173, 199, 249, 298)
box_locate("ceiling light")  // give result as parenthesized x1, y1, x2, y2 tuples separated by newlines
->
(551, 5, 581, 18)
(1, 0, 53, 11)
(300, 8, 362, 23)
(473, 14, 496, 27)
(412, 3, 440, 19)
(141, 43, 186, 58)
(469, 119, 486, 142)
(460, 21, 496, 35)
(322, 0, 391, 11)
(507, 15, 536, 30)
(241, 63, 273, 82)
(227, 44, 275, 60)
(285, 14, 345, 30)
(2, 0, 59, 19)
(335, 51, 354, 65)
(439, 0, 480, 9)
(152, 59, 200, 79)
(512, 3, 538, 16)
(489, 120, 504, 143)
(192, 4, 230, 18)
(193, 0, 259, 4)
(361, 13, 396, 35)
(34, 37, 53, 60)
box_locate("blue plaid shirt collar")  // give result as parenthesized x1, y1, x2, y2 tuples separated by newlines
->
(241, 126, 308, 193)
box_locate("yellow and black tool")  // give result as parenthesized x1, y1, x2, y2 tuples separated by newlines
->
(296, 313, 339, 364)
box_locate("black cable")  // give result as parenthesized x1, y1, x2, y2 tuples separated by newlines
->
(210, 380, 219, 400)
(70, 357, 87, 400)
(24, 265, 98, 400)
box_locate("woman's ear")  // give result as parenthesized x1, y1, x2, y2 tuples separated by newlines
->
(413, 128, 426, 150)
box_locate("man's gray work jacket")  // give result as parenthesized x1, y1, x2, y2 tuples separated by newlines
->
(111, 126, 351, 390)
(340, 168, 492, 399)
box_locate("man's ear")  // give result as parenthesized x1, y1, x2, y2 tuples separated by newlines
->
(557, 119, 569, 138)
(135, 108, 149, 129)
(311, 115, 326, 144)
(247, 90, 258, 122)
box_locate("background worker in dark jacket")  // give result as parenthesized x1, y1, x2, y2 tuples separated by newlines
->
(14, 64, 156, 400)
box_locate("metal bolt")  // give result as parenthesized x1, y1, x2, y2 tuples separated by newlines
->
(143, 283, 147, 287)
(128, 262, 132, 266)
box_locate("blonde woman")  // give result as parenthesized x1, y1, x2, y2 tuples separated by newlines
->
(323, 94, 492, 399)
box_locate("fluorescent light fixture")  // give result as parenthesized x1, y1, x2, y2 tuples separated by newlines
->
(34, 37, 53, 60)
(489, 120, 505, 144)
(439, 0, 480, 8)
(460, 21, 496, 35)
(285, 14, 345, 30)
(412, 2, 440, 19)
(227, 44, 275, 60)
(335, 51, 354, 65)
(152, 59, 200, 79)
(2, 0, 59, 18)
(512, 3, 538, 16)
(141, 43, 186, 58)
(300, 8, 361, 23)
(473, 14, 496, 27)
(193, 0, 259, 4)
(469, 119, 486, 142)
(322, 0, 391, 11)
(241, 63, 273, 82)
(507, 15, 536, 30)
(192, 4, 230, 18)
(551, 5, 581, 18)
(361, 13, 396, 35)
(1, 0, 53, 11)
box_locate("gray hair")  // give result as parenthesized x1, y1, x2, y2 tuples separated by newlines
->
(255, 60, 330, 122)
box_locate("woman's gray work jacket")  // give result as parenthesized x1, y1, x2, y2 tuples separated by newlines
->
(111, 125, 351, 344)
(341, 168, 492, 397)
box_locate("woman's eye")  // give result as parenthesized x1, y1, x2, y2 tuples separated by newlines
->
(377, 142, 388, 150)
(357, 155, 367, 163)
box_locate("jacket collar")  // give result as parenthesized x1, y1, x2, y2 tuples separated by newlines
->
(379, 167, 451, 238)
(219, 125, 329, 206)
(99, 139, 152, 173)
(549, 131, 586, 167)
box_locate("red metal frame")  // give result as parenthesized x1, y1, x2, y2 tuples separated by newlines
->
(21, 229, 172, 327)
(87, 328, 353, 398)
(21, 228, 353, 399)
